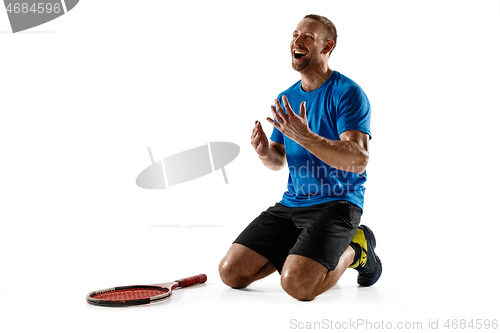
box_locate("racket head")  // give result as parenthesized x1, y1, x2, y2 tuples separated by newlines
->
(86, 283, 174, 307)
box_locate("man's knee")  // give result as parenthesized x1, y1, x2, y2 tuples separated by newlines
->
(219, 243, 275, 289)
(218, 257, 251, 289)
(281, 273, 318, 301)
(280, 255, 334, 301)
(219, 244, 263, 289)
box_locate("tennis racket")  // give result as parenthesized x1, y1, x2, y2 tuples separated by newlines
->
(86, 273, 207, 307)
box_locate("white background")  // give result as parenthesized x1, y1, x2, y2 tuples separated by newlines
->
(1, 0, 499, 332)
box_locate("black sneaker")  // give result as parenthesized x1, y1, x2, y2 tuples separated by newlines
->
(349, 225, 382, 286)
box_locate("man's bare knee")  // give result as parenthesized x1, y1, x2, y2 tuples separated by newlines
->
(219, 244, 274, 289)
(280, 254, 338, 301)
(281, 274, 318, 301)
(219, 258, 251, 289)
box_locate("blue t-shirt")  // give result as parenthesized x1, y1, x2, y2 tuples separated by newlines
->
(270, 71, 371, 210)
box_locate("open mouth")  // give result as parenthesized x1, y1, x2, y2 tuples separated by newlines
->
(294, 51, 307, 59)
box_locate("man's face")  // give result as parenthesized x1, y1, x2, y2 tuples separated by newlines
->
(290, 18, 329, 72)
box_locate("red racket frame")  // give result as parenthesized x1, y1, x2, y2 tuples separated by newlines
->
(86, 274, 207, 307)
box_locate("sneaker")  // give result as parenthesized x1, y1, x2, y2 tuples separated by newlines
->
(349, 225, 382, 286)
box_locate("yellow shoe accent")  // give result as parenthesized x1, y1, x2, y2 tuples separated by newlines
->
(349, 228, 368, 269)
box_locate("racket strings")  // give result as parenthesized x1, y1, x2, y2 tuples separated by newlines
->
(93, 288, 168, 301)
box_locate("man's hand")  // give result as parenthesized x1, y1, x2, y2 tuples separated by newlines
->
(266, 95, 369, 174)
(267, 95, 313, 144)
(251, 120, 270, 157)
(250, 120, 286, 171)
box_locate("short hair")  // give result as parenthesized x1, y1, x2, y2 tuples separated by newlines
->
(303, 14, 337, 54)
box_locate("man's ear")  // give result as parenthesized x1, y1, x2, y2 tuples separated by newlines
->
(323, 39, 335, 54)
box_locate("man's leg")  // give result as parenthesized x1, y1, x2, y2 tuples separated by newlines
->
(281, 246, 355, 301)
(219, 243, 276, 289)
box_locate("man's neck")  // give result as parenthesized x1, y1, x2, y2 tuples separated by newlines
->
(300, 66, 333, 92)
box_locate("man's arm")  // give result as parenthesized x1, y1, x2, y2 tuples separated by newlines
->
(251, 120, 286, 171)
(301, 129, 369, 174)
(267, 96, 369, 174)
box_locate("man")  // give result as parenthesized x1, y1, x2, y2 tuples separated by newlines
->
(219, 14, 382, 301)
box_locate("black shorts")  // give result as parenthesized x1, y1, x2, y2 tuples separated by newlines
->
(233, 200, 362, 273)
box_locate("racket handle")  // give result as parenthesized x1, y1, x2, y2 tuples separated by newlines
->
(176, 274, 207, 288)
